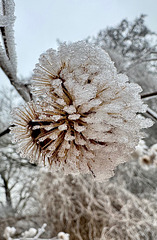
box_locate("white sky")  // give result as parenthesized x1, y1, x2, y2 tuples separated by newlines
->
(0, 0, 157, 88)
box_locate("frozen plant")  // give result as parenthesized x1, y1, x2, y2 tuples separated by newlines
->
(39, 172, 157, 240)
(11, 41, 153, 181)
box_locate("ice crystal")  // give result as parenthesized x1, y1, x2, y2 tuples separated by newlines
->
(11, 41, 153, 181)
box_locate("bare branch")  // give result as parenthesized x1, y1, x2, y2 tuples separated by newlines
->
(140, 58, 157, 62)
(0, 124, 14, 137)
(141, 91, 157, 99)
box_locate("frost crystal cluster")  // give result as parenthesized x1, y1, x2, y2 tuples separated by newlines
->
(11, 41, 152, 181)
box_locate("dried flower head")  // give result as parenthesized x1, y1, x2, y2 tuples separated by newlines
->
(11, 41, 153, 181)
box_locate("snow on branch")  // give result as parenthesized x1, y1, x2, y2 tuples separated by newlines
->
(0, 0, 17, 79)
(0, 0, 31, 102)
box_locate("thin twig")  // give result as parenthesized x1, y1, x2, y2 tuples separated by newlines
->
(146, 107, 157, 121)
(141, 91, 157, 99)
(0, 124, 14, 137)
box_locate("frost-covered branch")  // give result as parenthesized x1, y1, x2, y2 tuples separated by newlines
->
(0, 0, 31, 102)
(0, 0, 16, 82)
(0, 124, 14, 137)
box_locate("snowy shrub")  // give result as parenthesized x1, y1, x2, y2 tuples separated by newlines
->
(38, 170, 157, 240)
(11, 41, 152, 181)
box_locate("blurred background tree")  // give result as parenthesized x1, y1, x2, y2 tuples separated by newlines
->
(0, 88, 42, 237)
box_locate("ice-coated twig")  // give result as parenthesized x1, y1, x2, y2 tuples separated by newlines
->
(0, 124, 14, 137)
(33, 223, 47, 239)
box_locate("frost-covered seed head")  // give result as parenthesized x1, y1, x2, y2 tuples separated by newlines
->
(11, 41, 153, 181)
